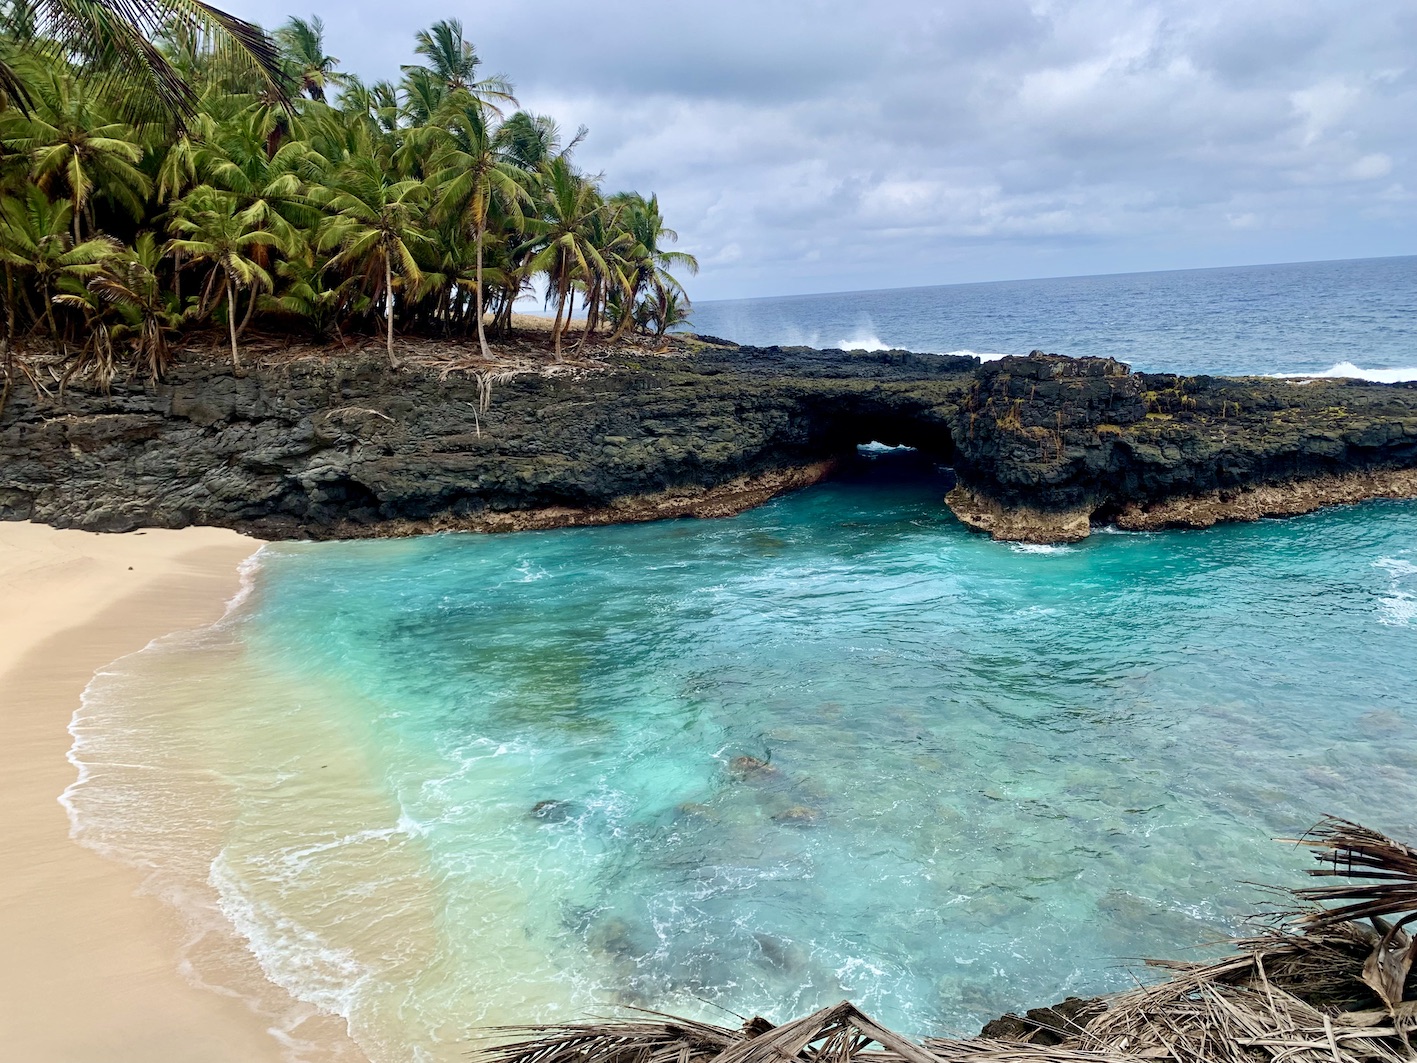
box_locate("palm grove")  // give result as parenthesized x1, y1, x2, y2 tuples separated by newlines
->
(0, 5, 698, 399)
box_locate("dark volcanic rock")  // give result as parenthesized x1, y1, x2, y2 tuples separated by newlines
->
(2, 346, 1415, 542)
(0, 346, 972, 538)
(945, 353, 1417, 540)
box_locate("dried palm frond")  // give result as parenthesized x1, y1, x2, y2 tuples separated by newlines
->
(1287, 818, 1417, 929)
(479, 1003, 945, 1063)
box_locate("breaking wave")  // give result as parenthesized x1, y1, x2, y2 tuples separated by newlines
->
(1271, 362, 1417, 384)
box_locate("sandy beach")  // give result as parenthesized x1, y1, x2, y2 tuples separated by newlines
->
(0, 521, 290, 1062)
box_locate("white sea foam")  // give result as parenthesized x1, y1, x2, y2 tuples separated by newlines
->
(1271, 362, 1417, 383)
(1008, 542, 1071, 555)
(61, 545, 269, 831)
(209, 851, 371, 1023)
(1375, 557, 1417, 625)
(225, 545, 269, 616)
(856, 441, 916, 455)
(513, 559, 549, 582)
(838, 333, 892, 352)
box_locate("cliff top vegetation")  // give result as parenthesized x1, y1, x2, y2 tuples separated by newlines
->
(0, 0, 698, 409)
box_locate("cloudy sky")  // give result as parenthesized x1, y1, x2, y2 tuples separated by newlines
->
(227, 0, 1415, 300)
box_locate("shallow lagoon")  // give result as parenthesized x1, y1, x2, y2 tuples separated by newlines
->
(67, 470, 1417, 1061)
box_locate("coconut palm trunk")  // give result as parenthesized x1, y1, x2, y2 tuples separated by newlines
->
(607, 298, 637, 344)
(226, 276, 241, 369)
(474, 224, 490, 360)
(573, 283, 597, 352)
(238, 284, 259, 336)
(551, 272, 568, 361)
(384, 253, 397, 368)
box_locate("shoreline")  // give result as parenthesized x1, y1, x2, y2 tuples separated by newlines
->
(0, 522, 349, 1063)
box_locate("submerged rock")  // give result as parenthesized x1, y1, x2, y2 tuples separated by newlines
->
(529, 799, 573, 822)
(728, 754, 778, 778)
(771, 804, 820, 825)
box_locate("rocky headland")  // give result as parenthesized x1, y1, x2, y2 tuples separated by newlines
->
(3, 340, 1416, 543)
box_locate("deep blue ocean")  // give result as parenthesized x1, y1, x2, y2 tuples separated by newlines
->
(63, 258, 1417, 1063)
(691, 256, 1417, 380)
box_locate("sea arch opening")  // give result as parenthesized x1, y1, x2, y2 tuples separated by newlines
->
(811, 404, 957, 489)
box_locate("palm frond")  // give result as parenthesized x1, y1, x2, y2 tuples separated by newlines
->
(1286, 817, 1417, 929)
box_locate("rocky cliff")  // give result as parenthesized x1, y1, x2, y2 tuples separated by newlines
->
(2, 344, 1415, 543)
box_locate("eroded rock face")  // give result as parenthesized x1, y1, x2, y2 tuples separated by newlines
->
(0, 345, 971, 538)
(2, 345, 1415, 543)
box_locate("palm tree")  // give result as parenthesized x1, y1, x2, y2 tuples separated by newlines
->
(568, 192, 630, 350)
(398, 66, 449, 130)
(196, 106, 324, 252)
(274, 15, 341, 102)
(1, 62, 152, 241)
(317, 157, 430, 368)
(86, 233, 180, 379)
(333, 75, 399, 138)
(166, 191, 279, 369)
(0, 15, 694, 379)
(402, 20, 514, 113)
(1, 0, 287, 126)
(0, 185, 118, 346)
(521, 158, 609, 360)
(650, 287, 692, 337)
(499, 111, 585, 172)
(259, 254, 350, 342)
(607, 193, 698, 342)
(429, 92, 528, 358)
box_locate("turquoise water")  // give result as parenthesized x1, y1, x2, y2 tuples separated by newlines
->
(691, 256, 1417, 379)
(66, 470, 1417, 1060)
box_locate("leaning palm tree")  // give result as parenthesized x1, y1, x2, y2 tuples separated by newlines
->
(166, 190, 279, 369)
(317, 156, 430, 368)
(429, 91, 528, 359)
(2, 0, 288, 126)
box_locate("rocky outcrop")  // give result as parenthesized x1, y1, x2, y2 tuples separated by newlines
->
(0, 345, 972, 539)
(2, 344, 1415, 543)
(949, 353, 1417, 537)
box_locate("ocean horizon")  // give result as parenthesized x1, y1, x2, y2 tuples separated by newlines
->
(690, 255, 1417, 381)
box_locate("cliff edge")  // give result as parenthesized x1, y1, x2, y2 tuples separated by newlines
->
(3, 344, 1414, 543)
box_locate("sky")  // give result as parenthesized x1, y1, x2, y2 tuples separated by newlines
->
(226, 0, 1416, 301)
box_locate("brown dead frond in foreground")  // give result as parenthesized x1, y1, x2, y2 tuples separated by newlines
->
(472, 820, 1417, 1063)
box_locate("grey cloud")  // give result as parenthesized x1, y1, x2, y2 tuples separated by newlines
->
(228, 0, 1416, 298)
